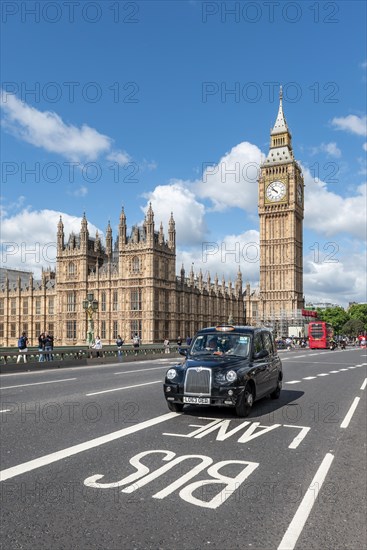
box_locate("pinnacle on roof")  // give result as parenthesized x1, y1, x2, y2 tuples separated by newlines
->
(271, 86, 289, 136)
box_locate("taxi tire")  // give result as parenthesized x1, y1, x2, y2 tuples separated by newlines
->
(235, 384, 254, 417)
(270, 379, 282, 399)
(167, 401, 184, 413)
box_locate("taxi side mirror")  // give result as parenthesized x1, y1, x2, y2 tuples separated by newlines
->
(179, 347, 187, 356)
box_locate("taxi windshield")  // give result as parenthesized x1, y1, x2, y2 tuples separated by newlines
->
(190, 333, 251, 358)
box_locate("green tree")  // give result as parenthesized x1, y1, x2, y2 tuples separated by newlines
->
(316, 306, 350, 334)
(348, 304, 367, 331)
(342, 319, 365, 338)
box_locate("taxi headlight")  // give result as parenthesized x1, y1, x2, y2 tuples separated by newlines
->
(167, 369, 177, 380)
(226, 370, 237, 383)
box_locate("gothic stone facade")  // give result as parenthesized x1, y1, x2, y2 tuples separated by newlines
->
(0, 205, 244, 346)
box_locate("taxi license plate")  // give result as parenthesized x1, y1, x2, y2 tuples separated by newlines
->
(183, 396, 210, 404)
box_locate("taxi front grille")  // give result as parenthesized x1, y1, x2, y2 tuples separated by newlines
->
(184, 368, 211, 395)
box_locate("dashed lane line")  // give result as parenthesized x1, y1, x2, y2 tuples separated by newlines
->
(0, 378, 77, 390)
(285, 364, 366, 385)
(278, 453, 334, 550)
(86, 380, 161, 396)
(340, 397, 361, 429)
(114, 366, 173, 375)
(361, 378, 367, 390)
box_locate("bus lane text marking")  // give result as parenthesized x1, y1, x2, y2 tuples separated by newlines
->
(163, 418, 310, 449)
(84, 449, 258, 510)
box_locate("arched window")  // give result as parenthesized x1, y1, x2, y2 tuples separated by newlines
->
(68, 262, 76, 276)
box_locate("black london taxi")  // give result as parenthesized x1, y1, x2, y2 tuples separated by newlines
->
(163, 325, 283, 417)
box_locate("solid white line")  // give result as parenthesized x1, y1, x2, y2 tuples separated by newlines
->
(0, 378, 77, 390)
(114, 366, 171, 375)
(86, 380, 161, 396)
(340, 397, 360, 428)
(0, 409, 10, 413)
(0, 412, 178, 482)
(277, 453, 334, 550)
(303, 376, 316, 380)
(361, 378, 367, 390)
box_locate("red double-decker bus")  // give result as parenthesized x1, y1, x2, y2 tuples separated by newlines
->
(308, 321, 334, 349)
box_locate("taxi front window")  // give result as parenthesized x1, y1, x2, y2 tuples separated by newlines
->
(190, 333, 251, 358)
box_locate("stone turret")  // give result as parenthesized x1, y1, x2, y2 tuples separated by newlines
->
(168, 212, 176, 250)
(106, 221, 112, 257)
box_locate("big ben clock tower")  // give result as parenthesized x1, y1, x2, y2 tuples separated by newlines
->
(258, 87, 304, 322)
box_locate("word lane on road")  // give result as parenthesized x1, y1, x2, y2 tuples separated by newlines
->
(0, 351, 366, 550)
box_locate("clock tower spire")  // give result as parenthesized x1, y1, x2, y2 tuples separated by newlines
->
(257, 86, 304, 325)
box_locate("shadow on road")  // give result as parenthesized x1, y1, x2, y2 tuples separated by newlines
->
(181, 389, 304, 420)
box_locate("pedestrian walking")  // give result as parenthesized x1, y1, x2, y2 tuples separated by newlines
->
(116, 335, 124, 361)
(132, 333, 140, 356)
(93, 336, 103, 357)
(176, 336, 182, 346)
(38, 332, 46, 362)
(17, 332, 29, 363)
(164, 338, 170, 354)
(44, 332, 53, 361)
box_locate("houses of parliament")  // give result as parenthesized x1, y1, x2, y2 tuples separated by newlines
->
(0, 90, 305, 346)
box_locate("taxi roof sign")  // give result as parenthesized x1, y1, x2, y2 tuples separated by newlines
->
(215, 325, 235, 332)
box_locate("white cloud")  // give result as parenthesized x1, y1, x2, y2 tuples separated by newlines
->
(363, 143, 367, 151)
(176, 230, 260, 287)
(1, 92, 112, 162)
(142, 182, 207, 246)
(304, 249, 367, 307)
(1, 209, 101, 277)
(311, 142, 341, 158)
(331, 114, 367, 136)
(303, 166, 367, 239)
(68, 186, 88, 197)
(194, 141, 263, 212)
(107, 149, 131, 165)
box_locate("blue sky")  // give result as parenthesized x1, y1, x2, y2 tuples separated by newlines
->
(1, 0, 366, 307)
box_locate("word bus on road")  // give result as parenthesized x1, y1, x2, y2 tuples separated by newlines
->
(308, 321, 334, 349)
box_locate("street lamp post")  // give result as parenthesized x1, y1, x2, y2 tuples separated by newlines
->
(82, 293, 98, 346)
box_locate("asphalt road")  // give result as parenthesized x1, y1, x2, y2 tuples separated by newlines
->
(1, 348, 366, 550)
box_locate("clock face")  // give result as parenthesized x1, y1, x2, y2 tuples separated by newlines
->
(266, 181, 286, 201)
(297, 183, 303, 204)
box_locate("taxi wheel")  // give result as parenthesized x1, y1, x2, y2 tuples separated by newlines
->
(236, 385, 254, 417)
(167, 401, 184, 413)
(270, 378, 282, 399)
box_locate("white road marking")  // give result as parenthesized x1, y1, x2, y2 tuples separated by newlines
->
(360, 378, 367, 390)
(86, 380, 161, 396)
(329, 370, 339, 373)
(317, 373, 329, 377)
(283, 425, 311, 449)
(285, 380, 301, 384)
(277, 453, 334, 550)
(339, 368, 348, 371)
(303, 376, 316, 380)
(0, 378, 77, 390)
(114, 366, 171, 375)
(340, 397, 360, 429)
(0, 412, 178, 482)
(0, 409, 10, 413)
